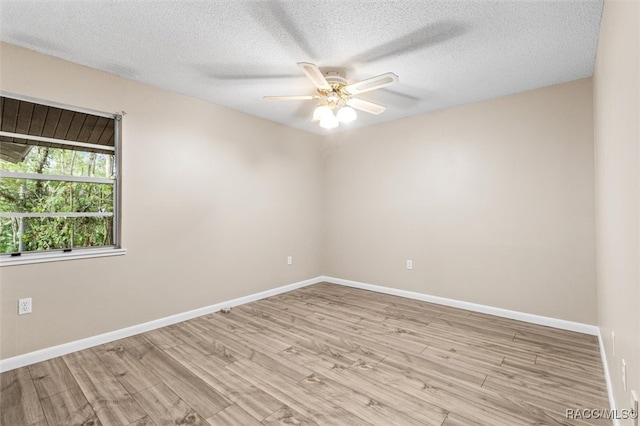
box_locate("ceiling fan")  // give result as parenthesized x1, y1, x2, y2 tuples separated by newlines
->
(264, 62, 399, 129)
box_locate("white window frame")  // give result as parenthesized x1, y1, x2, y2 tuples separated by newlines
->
(0, 92, 125, 266)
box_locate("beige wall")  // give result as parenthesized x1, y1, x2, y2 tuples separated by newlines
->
(0, 43, 324, 359)
(594, 0, 640, 414)
(323, 78, 597, 324)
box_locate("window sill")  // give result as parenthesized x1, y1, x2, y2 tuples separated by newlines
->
(0, 247, 127, 267)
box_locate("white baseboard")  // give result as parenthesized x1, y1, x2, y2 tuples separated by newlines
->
(0, 276, 323, 373)
(320, 276, 599, 335)
(597, 330, 620, 426)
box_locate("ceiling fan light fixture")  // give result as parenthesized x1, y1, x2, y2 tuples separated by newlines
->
(266, 62, 398, 130)
(319, 113, 339, 129)
(312, 104, 333, 121)
(337, 106, 357, 123)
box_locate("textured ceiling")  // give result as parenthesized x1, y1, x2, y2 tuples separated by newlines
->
(0, 1, 603, 135)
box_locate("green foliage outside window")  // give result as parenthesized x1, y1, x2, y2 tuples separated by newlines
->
(0, 146, 115, 253)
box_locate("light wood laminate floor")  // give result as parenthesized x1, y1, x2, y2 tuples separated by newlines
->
(1, 283, 610, 425)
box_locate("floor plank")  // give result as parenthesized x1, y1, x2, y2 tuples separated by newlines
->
(165, 343, 284, 421)
(29, 357, 78, 400)
(63, 349, 147, 425)
(0, 367, 45, 425)
(132, 382, 208, 426)
(40, 386, 101, 425)
(128, 340, 231, 418)
(206, 404, 263, 426)
(298, 372, 426, 425)
(262, 405, 318, 426)
(92, 344, 161, 394)
(226, 358, 370, 425)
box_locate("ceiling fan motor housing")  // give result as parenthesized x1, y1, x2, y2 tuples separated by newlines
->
(318, 71, 350, 105)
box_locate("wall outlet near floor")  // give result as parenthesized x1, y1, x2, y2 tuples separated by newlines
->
(406, 259, 413, 270)
(18, 297, 32, 315)
(612, 331, 615, 357)
(622, 359, 627, 391)
(287, 256, 293, 265)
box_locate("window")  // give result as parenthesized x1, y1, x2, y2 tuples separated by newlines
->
(0, 94, 123, 264)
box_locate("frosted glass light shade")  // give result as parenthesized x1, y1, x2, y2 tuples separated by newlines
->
(337, 106, 357, 123)
(312, 105, 333, 121)
(319, 112, 339, 129)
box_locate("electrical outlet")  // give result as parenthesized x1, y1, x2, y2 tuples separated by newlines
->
(612, 331, 616, 357)
(622, 359, 627, 391)
(631, 390, 638, 426)
(18, 298, 32, 315)
(406, 260, 413, 270)
(287, 256, 292, 265)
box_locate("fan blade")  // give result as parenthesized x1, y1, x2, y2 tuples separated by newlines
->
(297, 62, 331, 91)
(263, 95, 318, 101)
(344, 73, 399, 95)
(346, 98, 387, 115)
